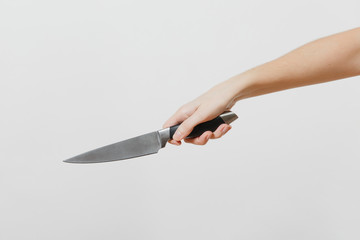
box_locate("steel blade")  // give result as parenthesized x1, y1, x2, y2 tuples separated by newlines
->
(64, 131, 162, 163)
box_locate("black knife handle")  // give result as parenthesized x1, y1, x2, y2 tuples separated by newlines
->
(169, 111, 238, 139)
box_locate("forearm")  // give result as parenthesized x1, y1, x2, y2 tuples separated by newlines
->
(231, 27, 360, 101)
(165, 27, 360, 144)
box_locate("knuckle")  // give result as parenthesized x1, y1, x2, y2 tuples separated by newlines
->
(176, 125, 186, 134)
(213, 132, 221, 139)
(196, 139, 206, 145)
(193, 111, 205, 121)
(180, 121, 192, 133)
(178, 105, 191, 117)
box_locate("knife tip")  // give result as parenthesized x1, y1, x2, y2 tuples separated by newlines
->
(63, 157, 94, 164)
(63, 158, 79, 163)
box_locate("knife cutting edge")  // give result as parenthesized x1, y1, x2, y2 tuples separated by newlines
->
(64, 111, 238, 164)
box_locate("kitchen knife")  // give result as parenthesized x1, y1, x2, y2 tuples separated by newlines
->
(64, 111, 238, 164)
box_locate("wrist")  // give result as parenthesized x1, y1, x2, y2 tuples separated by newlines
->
(226, 70, 259, 102)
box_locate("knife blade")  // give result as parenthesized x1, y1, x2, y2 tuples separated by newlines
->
(64, 111, 238, 164)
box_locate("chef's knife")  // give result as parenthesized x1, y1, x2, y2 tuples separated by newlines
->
(64, 111, 238, 164)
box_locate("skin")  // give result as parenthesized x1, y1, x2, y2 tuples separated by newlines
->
(163, 27, 360, 146)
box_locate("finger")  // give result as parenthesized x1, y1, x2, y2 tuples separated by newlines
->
(162, 105, 198, 128)
(185, 125, 232, 145)
(222, 125, 232, 136)
(184, 131, 212, 145)
(210, 124, 231, 139)
(168, 139, 181, 146)
(210, 124, 228, 139)
(172, 111, 208, 141)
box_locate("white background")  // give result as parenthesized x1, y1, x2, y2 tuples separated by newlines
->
(1, 0, 359, 239)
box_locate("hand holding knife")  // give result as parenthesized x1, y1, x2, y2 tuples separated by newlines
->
(64, 111, 238, 164)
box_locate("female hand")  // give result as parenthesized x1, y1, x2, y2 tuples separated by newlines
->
(162, 79, 242, 145)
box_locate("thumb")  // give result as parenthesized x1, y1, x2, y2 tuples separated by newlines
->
(163, 104, 198, 129)
(172, 111, 206, 141)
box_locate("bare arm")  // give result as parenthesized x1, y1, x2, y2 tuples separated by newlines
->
(164, 27, 360, 145)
